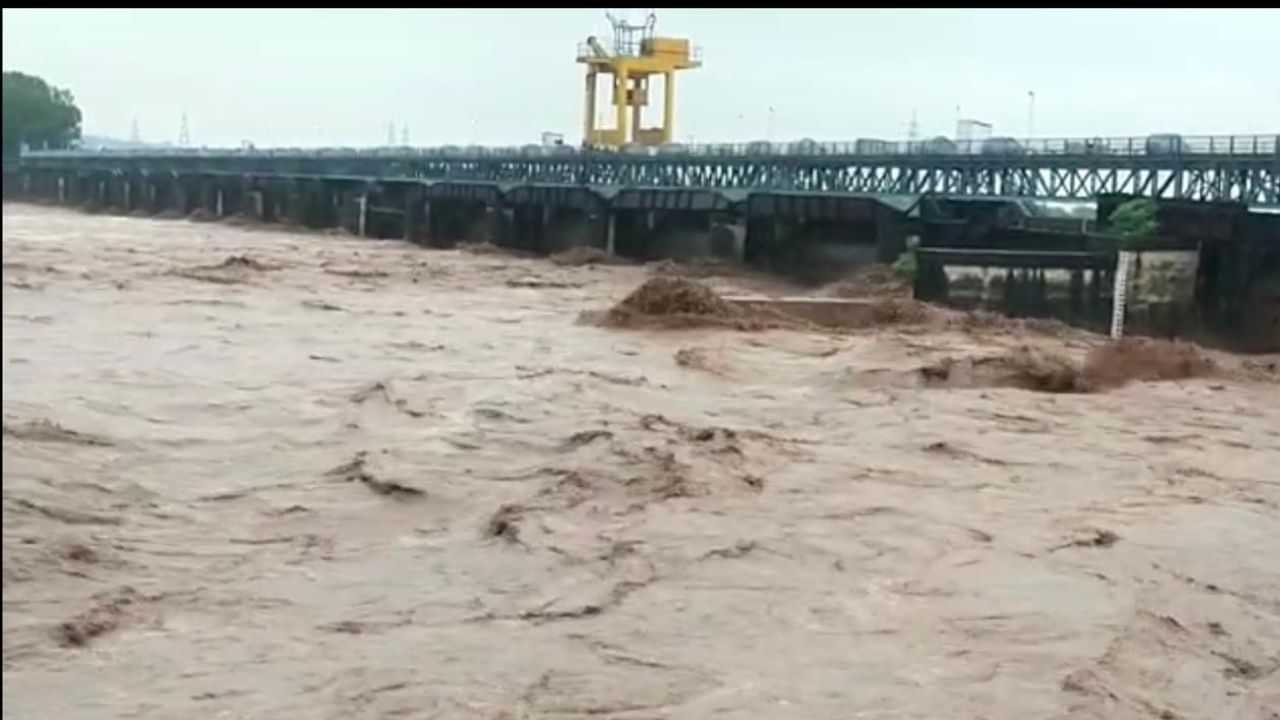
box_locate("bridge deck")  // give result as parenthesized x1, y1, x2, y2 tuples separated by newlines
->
(13, 134, 1280, 206)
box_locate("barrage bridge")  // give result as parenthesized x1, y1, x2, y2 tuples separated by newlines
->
(15, 134, 1280, 207)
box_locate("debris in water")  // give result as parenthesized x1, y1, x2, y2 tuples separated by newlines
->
(917, 348, 1088, 394)
(1082, 338, 1216, 389)
(1215, 651, 1264, 680)
(325, 451, 424, 498)
(562, 429, 614, 450)
(322, 267, 389, 279)
(325, 451, 370, 481)
(869, 298, 930, 325)
(646, 256, 746, 279)
(486, 504, 526, 543)
(505, 277, 585, 289)
(549, 246, 617, 267)
(3, 419, 113, 447)
(349, 381, 393, 404)
(55, 587, 145, 648)
(63, 544, 98, 563)
(302, 299, 346, 312)
(615, 276, 738, 317)
(171, 255, 279, 285)
(360, 476, 424, 498)
(587, 277, 772, 331)
(674, 346, 733, 376)
(1049, 528, 1121, 552)
(820, 265, 911, 298)
(459, 242, 535, 258)
(700, 540, 758, 560)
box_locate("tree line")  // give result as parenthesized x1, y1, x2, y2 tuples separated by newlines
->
(3, 71, 82, 158)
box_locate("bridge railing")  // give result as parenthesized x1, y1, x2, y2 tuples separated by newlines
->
(607, 134, 1279, 158)
(18, 134, 1279, 161)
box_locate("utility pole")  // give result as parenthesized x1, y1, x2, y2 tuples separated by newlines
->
(1027, 90, 1036, 145)
(179, 113, 190, 147)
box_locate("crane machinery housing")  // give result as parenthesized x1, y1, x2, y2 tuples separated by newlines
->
(577, 11, 701, 149)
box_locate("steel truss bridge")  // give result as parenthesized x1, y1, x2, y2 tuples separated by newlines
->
(18, 134, 1280, 207)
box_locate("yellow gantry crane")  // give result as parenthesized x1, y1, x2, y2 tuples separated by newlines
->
(577, 12, 701, 148)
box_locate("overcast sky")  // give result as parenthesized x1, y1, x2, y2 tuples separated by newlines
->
(4, 8, 1278, 148)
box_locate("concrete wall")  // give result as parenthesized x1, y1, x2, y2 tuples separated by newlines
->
(1123, 250, 1200, 339)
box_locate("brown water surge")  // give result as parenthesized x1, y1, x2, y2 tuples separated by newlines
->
(4, 203, 1279, 720)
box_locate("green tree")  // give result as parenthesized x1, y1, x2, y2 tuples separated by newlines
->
(2, 71, 82, 157)
(1105, 198, 1158, 250)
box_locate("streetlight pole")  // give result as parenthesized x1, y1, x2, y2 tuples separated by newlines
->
(1027, 91, 1036, 146)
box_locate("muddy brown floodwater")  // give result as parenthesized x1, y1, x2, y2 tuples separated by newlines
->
(3, 203, 1279, 720)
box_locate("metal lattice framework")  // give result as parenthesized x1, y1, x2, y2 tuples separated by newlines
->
(18, 134, 1280, 206)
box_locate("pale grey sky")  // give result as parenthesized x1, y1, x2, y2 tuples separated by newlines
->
(4, 8, 1278, 148)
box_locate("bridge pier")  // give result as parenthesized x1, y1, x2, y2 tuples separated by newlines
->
(74, 174, 93, 207)
(149, 175, 175, 215)
(194, 177, 217, 217)
(425, 199, 490, 248)
(105, 174, 126, 213)
(508, 205, 545, 253)
(308, 181, 339, 229)
(218, 178, 243, 218)
(612, 210, 650, 259)
(501, 204, 603, 255)
(710, 222, 746, 263)
(144, 177, 158, 214)
(643, 210, 717, 260)
(611, 209, 721, 261)
(744, 194, 908, 284)
(334, 187, 366, 235)
(262, 181, 283, 224)
(263, 183, 281, 223)
(96, 174, 112, 210)
(363, 187, 412, 239)
(1, 169, 17, 199)
(403, 186, 426, 244)
(173, 178, 196, 216)
(272, 180, 294, 224)
(123, 174, 137, 214)
(237, 177, 261, 221)
(64, 174, 80, 205)
(282, 181, 306, 227)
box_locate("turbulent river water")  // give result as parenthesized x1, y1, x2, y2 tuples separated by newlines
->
(3, 203, 1278, 719)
